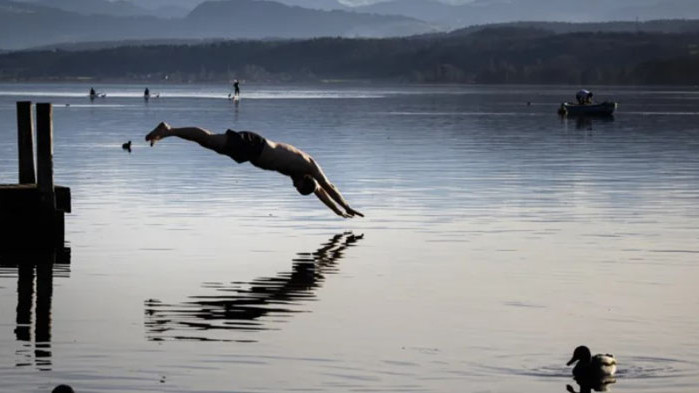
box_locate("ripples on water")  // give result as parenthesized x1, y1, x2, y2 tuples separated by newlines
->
(0, 83, 698, 392)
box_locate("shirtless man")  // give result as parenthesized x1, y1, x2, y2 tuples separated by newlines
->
(145, 122, 364, 218)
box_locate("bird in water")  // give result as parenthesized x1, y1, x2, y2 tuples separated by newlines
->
(122, 140, 132, 153)
(566, 346, 617, 392)
(567, 345, 617, 379)
(52, 385, 74, 393)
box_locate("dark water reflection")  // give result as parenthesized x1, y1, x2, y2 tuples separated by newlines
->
(0, 248, 70, 370)
(565, 115, 615, 130)
(145, 232, 362, 341)
(567, 378, 616, 393)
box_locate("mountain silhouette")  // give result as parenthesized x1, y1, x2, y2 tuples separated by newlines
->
(0, 0, 433, 50)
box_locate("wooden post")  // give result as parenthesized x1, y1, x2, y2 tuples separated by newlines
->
(36, 103, 55, 208)
(16, 101, 36, 184)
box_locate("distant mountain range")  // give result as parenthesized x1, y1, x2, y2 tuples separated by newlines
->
(18, 0, 191, 17)
(352, 0, 699, 27)
(446, 19, 699, 36)
(3, 0, 699, 50)
(0, 0, 434, 50)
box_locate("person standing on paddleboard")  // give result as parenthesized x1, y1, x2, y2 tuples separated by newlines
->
(233, 80, 240, 99)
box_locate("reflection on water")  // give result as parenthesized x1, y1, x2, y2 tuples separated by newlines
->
(567, 377, 616, 393)
(0, 248, 70, 370)
(145, 232, 363, 341)
(565, 115, 616, 130)
(566, 378, 616, 393)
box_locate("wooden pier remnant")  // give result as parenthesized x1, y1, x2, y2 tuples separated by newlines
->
(0, 102, 71, 249)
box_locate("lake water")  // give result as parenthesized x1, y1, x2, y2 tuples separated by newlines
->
(0, 83, 698, 393)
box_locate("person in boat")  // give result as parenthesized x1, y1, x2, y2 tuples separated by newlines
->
(576, 89, 593, 105)
(145, 122, 364, 218)
(233, 79, 240, 98)
(144, 87, 150, 100)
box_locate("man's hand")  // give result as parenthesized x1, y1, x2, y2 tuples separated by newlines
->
(345, 206, 364, 218)
(145, 122, 171, 146)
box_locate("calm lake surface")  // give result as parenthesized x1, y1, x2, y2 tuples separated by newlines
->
(1, 83, 698, 393)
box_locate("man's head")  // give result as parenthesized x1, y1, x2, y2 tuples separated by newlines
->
(293, 175, 317, 196)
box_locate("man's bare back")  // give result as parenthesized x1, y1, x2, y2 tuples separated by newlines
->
(145, 122, 363, 218)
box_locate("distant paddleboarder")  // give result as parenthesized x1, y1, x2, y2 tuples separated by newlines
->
(89, 87, 105, 100)
(145, 122, 364, 218)
(233, 79, 240, 101)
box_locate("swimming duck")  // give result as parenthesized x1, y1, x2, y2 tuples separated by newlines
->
(567, 346, 617, 379)
(122, 140, 132, 153)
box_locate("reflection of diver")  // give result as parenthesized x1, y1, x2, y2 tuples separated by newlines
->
(145, 232, 363, 340)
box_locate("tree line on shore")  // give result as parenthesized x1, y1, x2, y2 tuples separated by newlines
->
(1, 27, 698, 85)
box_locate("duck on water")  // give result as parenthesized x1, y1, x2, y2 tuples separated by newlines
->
(567, 345, 617, 378)
(566, 346, 617, 392)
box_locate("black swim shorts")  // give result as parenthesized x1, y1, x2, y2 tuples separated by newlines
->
(224, 130, 266, 164)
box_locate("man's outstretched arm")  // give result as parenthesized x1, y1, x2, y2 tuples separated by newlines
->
(314, 187, 351, 218)
(146, 122, 227, 153)
(308, 161, 364, 217)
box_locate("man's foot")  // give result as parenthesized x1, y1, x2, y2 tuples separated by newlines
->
(145, 122, 171, 146)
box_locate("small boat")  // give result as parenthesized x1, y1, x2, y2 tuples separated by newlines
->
(558, 101, 617, 117)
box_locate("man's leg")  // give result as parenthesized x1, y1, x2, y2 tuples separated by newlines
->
(146, 123, 227, 153)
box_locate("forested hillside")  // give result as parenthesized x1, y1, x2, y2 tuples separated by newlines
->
(1, 27, 698, 84)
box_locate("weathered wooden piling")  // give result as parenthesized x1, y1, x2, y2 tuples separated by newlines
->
(36, 103, 55, 208)
(17, 101, 36, 184)
(0, 102, 71, 249)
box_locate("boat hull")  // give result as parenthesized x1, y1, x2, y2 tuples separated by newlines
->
(558, 102, 617, 116)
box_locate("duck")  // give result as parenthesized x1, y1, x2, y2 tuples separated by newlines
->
(122, 140, 132, 152)
(567, 345, 617, 379)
